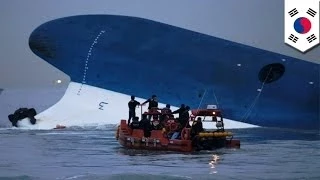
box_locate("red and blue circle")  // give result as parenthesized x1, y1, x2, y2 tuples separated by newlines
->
(294, 17, 312, 34)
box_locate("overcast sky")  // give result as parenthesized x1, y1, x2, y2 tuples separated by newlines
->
(0, 0, 319, 89)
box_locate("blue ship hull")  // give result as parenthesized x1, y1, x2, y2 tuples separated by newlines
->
(28, 15, 319, 131)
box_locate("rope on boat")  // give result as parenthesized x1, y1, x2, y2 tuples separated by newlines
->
(197, 89, 207, 110)
(197, 87, 220, 111)
(212, 88, 220, 108)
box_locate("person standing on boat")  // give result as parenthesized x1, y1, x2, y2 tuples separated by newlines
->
(141, 95, 158, 120)
(128, 95, 140, 124)
(160, 104, 172, 122)
(170, 106, 191, 140)
(161, 104, 172, 114)
(191, 117, 204, 150)
(171, 104, 186, 119)
(139, 114, 153, 137)
(141, 95, 158, 110)
(179, 106, 191, 128)
(191, 117, 204, 138)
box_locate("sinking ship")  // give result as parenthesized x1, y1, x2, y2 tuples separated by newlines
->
(0, 0, 319, 131)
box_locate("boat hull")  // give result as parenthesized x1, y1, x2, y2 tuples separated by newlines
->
(29, 15, 319, 131)
(117, 120, 240, 152)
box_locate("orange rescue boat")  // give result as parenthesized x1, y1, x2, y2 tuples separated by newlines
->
(116, 105, 240, 152)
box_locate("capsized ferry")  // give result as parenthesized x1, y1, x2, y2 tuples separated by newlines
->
(1, 1, 319, 131)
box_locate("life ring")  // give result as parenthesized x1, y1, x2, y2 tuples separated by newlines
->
(181, 128, 191, 140)
(165, 121, 178, 132)
(115, 125, 120, 140)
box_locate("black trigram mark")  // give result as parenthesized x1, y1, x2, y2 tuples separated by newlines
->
(288, 34, 299, 43)
(307, 8, 317, 17)
(307, 34, 317, 43)
(288, 8, 299, 17)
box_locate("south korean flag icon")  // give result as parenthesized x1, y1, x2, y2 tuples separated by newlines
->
(284, 0, 320, 53)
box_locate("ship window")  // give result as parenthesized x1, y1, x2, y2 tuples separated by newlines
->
(258, 63, 285, 83)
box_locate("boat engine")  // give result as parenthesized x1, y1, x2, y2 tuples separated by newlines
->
(8, 108, 37, 127)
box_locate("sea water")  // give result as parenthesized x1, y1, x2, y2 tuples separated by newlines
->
(0, 126, 319, 180)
